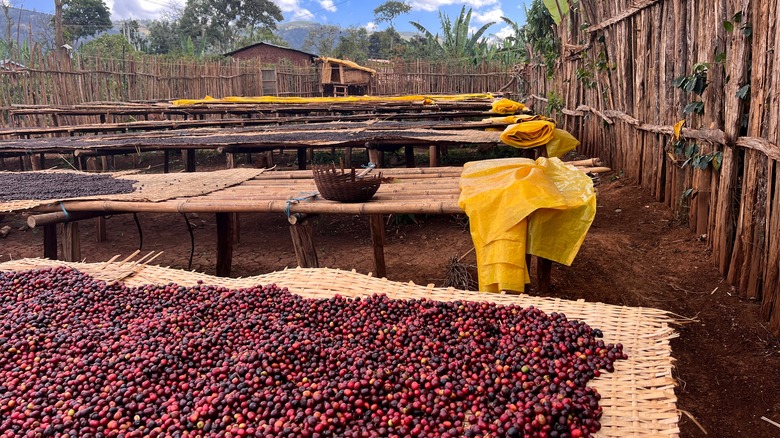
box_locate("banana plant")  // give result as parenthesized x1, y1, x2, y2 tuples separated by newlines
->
(409, 5, 495, 63)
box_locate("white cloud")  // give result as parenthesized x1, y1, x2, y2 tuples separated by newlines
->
(493, 25, 514, 40)
(271, 0, 314, 20)
(318, 0, 337, 12)
(106, 0, 170, 20)
(409, 0, 499, 13)
(365, 22, 378, 32)
(473, 6, 503, 24)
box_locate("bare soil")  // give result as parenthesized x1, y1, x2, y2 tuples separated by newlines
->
(1, 153, 778, 437)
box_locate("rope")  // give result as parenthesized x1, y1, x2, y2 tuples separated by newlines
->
(284, 192, 319, 219)
(59, 203, 70, 222)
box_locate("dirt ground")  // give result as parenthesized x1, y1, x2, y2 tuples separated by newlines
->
(1, 153, 779, 437)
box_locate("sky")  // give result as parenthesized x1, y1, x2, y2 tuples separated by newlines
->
(10, 0, 530, 40)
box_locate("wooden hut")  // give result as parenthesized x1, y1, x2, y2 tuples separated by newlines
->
(316, 57, 377, 97)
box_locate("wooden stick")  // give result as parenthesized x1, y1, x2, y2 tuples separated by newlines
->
(289, 214, 319, 268)
(62, 222, 81, 262)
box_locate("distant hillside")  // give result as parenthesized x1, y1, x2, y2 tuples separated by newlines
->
(2, 7, 54, 48)
(275, 21, 325, 52)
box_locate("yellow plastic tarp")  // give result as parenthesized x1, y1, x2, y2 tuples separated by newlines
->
(500, 120, 556, 148)
(458, 157, 596, 293)
(482, 114, 551, 125)
(545, 129, 580, 158)
(491, 98, 527, 115)
(171, 93, 494, 106)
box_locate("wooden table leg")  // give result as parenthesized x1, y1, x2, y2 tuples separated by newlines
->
(62, 222, 81, 262)
(429, 145, 440, 167)
(297, 147, 307, 170)
(43, 224, 58, 260)
(216, 212, 233, 277)
(183, 149, 196, 172)
(289, 214, 319, 268)
(405, 145, 415, 168)
(369, 214, 387, 278)
(163, 151, 170, 173)
(537, 257, 552, 294)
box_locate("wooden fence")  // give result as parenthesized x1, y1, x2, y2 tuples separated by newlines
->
(523, 0, 780, 336)
(0, 51, 517, 125)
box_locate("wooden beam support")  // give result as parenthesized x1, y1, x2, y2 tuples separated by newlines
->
(536, 257, 552, 294)
(405, 145, 415, 168)
(215, 212, 233, 277)
(369, 214, 387, 278)
(183, 149, 196, 172)
(297, 147, 307, 170)
(368, 148, 382, 167)
(95, 217, 107, 242)
(163, 150, 170, 173)
(62, 222, 81, 262)
(344, 147, 353, 168)
(429, 145, 440, 167)
(289, 214, 319, 268)
(43, 224, 58, 260)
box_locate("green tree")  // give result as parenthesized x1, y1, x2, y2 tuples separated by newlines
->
(302, 25, 342, 57)
(61, 0, 112, 44)
(367, 28, 404, 59)
(180, 0, 283, 54)
(78, 33, 138, 59)
(409, 6, 494, 63)
(373, 1, 411, 29)
(334, 26, 369, 63)
(146, 19, 181, 55)
(521, 0, 559, 74)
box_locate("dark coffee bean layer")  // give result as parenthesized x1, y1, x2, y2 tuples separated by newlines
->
(0, 173, 136, 202)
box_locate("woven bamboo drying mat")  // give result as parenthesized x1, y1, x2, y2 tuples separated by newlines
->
(0, 257, 680, 437)
(0, 168, 265, 212)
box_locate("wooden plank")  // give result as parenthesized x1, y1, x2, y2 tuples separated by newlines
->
(369, 214, 387, 278)
(289, 215, 319, 268)
(95, 217, 107, 242)
(297, 147, 307, 170)
(215, 212, 233, 277)
(405, 145, 415, 168)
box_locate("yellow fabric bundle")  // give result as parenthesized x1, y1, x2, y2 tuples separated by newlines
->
(500, 120, 556, 148)
(458, 157, 596, 293)
(491, 98, 527, 115)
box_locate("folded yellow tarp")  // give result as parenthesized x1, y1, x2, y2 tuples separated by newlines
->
(500, 120, 556, 148)
(545, 129, 580, 158)
(491, 98, 527, 115)
(171, 93, 494, 106)
(458, 157, 596, 292)
(482, 114, 551, 125)
(499, 121, 579, 158)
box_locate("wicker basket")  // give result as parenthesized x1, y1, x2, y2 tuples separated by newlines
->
(312, 164, 384, 203)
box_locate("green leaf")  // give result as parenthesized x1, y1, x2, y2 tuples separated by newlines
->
(683, 101, 705, 115)
(682, 188, 694, 198)
(692, 77, 708, 96)
(714, 51, 727, 63)
(732, 11, 742, 23)
(672, 76, 688, 88)
(736, 84, 750, 99)
(684, 77, 698, 93)
(742, 23, 752, 37)
(712, 151, 723, 170)
(723, 20, 734, 32)
(543, 0, 569, 25)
